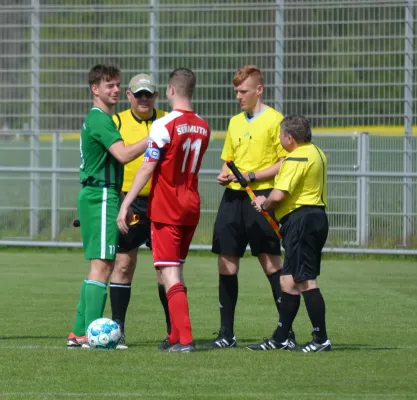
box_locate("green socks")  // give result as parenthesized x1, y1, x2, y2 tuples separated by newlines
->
(71, 279, 107, 336)
(85, 280, 108, 331)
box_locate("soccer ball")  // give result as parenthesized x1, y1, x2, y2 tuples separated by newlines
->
(86, 318, 121, 349)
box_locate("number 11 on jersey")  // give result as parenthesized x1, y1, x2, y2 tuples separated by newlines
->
(181, 138, 202, 173)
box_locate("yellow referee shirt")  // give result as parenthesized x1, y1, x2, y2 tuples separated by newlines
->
(113, 108, 168, 195)
(274, 142, 328, 221)
(221, 106, 286, 191)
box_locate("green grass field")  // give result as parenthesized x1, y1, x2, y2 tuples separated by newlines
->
(0, 250, 416, 399)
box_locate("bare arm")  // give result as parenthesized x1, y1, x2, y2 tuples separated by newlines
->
(252, 158, 285, 182)
(109, 137, 148, 165)
(119, 190, 135, 223)
(117, 161, 157, 234)
(229, 158, 285, 184)
(252, 189, 287, 212)
(262, 189, 287, 210)
(123, 162, 155, 209)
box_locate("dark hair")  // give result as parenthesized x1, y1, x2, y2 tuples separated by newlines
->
(88, 64, 120, 87)
(233, 65, 264, 86)
(280, 115, 312, 143)
(168, 68, 196, 98)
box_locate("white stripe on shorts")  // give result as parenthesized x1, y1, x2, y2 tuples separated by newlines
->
(100, 188, 108, 259)
(154, 261, 181, 266)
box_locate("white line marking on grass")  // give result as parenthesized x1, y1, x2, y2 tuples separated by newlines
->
(0, 393, 414, 398)
(0, 345, 64, 350)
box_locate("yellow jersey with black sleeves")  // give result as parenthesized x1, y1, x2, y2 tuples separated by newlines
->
(273, 142, 328, 221)
(221, 106, 286, 191)
(113, 108, 168, 195)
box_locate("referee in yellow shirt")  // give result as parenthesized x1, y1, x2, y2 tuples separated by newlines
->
(250, 115, 331, 352)
(109, 73, 168, 350)
(205, 65, 295, 349)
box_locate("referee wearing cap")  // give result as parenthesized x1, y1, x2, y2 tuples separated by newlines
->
(109, 73, 169, 350)
(249, 115, 331, 352)
(204, 65, 294, 349)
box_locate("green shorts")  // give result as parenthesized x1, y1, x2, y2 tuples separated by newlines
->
(77, 186, 120, 260)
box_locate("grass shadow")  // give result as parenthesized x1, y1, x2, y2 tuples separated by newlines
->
(0, 335, 63, 340)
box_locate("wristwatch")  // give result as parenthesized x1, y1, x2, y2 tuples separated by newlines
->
(248, 172, 256, 182)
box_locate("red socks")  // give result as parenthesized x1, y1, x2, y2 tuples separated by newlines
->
(166, 282, 193, 345)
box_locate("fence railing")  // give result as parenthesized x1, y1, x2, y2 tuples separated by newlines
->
(1, 1, 416, 132)
(1, 0, 416, 254)
(1, 132, 417, 254)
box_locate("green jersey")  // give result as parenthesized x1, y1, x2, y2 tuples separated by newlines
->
(79, 106, 124, 191)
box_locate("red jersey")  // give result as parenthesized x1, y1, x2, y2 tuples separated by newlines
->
(144, 109, 211, 225)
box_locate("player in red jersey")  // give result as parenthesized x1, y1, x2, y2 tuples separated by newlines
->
(117, 68, 210, 352)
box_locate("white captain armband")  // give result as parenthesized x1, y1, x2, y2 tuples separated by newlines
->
(144, 146, 161, 162)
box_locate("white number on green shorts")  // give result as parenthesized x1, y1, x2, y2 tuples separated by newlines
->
(79, 137, 85, 169)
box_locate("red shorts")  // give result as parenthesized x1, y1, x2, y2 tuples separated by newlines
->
(151, 222, 197, 268)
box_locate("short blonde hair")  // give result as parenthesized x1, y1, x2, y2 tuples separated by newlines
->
(233, 65, 264, 86)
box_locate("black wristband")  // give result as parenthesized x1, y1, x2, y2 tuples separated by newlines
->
(248, 172, 256, 182)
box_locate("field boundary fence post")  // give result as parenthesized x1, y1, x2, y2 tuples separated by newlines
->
(354, 133, 360, 246)
(149, 0, 159, 86)
(275, 0, 284, 113)
(359, 132, 369, 246)
(51, 133, 59, 240)
(29, 0, 40, 238)
(29, 127, 40, 238)
(403, 0, 414, 247)
(403, 134, 413, 247)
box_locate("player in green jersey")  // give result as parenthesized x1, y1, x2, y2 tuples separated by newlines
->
(67, 64, 149, 348)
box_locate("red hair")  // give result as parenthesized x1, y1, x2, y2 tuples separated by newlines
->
(233, 65, 264, 86)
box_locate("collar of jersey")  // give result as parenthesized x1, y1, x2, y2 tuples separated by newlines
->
(130, 108, 157, 124)
(91, 106, 108, 115)
(173, 108, 194, 113)
(245, 106, 269, 122)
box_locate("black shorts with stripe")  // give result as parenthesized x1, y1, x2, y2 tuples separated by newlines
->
(212, 188, 281, 258)
(118, 196, 151, 252)
(280, 206, 328, 283)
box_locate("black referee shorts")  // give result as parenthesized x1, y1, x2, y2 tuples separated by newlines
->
(118, 196, 151, 253)
(280, 206, 328, 283)
(212, 188, 281, 258)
